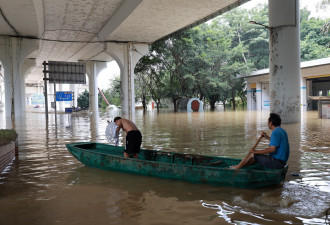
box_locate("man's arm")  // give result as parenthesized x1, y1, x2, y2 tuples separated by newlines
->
(114, 126, 121, 146)
(251, 145, 276, 155)
(116, 126, 121, 133)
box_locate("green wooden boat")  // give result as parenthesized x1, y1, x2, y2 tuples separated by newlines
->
(66, 142, 288, 188)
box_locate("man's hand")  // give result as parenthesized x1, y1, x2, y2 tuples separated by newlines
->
(261, 131, 270, 140)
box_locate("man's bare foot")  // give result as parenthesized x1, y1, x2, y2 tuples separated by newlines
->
(230, 165, 239, 169)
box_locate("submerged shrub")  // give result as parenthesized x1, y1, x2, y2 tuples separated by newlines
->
(0, 129, 18, 147)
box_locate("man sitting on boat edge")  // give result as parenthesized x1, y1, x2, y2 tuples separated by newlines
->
(114, 117, 142, 159)
(230, 113, 290, 170)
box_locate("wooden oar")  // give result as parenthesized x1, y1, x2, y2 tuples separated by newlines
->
(234, 135, 263, 169)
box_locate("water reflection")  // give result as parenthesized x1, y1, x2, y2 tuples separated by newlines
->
(0, 109, 329, 225)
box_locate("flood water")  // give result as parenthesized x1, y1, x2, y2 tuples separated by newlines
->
(0, 109, 329, 225)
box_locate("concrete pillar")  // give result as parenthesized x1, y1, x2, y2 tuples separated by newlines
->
(22, 59, 36, 111)
(261, 83, 270, 110)
(269, 0, 300, 123)
(256, 82, 262, 110)
(38, 81, 42, 94)
(86, 61, 107, 115)
(0, 66, 3, 112)
(58, 84, 65, 112)
(300, 77, 307, 110)
(0, 37, 38, 118)
(70, 84, 78, 107)
(48, 82, 54, 112)
(247, 83, 252, 111)
(28, 95, 32, 106)
(105, 43, 148, 120)
(306, 79, 312, 110)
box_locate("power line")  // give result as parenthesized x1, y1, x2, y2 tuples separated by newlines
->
(0, 33, 149, 45)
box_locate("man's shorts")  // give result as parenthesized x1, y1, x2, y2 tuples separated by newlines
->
(125, 130, 142, 154)
(254, 155, 286, 169)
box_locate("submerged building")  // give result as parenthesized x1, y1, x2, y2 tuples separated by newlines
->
(240, 57, 330, 111)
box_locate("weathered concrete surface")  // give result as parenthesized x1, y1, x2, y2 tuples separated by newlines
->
(269, 0, 301, 123)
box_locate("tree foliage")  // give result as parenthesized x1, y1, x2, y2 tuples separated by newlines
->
(98, 77, 121, 110)
(77, 90, 89, 109)
(300, 8, 330, 61)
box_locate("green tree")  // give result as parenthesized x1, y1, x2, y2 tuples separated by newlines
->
(300, 10, 330, 61)
(97, 78, 121, 110)
(135, 42, 170, 112)
(205, 8, 252, 110)
(135, 68, 151, 112)
(196, 21, 231, 110)
(77, 90, 89, 109)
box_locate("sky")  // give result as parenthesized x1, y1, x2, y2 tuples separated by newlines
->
(98, 0, 329, 89)
(243, 0, 329, 18)
(97, 61, 120, 89)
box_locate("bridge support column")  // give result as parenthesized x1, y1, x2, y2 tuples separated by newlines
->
(0, 37, 38, 118)
(269, 0, 300, 123)
(300, 77, 307, 110)
(58, 84, 65, 112)
(256, 82, 262, 110)
(22, 58, 37, 111)
(70, 84, 78, 108)
(86, 61, 107, 115)
(105, 43, 148, 120)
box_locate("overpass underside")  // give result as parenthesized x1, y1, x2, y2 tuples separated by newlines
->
(0, 0, 303, 123)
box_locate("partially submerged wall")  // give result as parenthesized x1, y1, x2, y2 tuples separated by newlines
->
(0, 141, 16, 172)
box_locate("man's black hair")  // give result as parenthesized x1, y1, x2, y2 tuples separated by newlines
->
(114, 117, 121, 122)
(268, 113, 281, 127)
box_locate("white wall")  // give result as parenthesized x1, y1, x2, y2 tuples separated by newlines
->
(261, 83, 270, 110)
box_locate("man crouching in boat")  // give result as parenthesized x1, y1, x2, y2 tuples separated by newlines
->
(114, 117, 142, 159)
(231, 113, 290, 169)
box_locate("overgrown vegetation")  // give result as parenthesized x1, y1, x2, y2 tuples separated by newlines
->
(0, 129, 18, 147)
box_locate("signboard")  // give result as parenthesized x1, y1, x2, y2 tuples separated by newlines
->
(65, 107, 73, 113)
(48, 61, 86, 84)
(56, 91, 72, 101)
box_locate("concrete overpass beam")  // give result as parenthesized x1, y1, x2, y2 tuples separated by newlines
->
(269, 0, 300, 123)
(105, 42, 148, 120)
(97, 0, 143, 41)
(0, 37, 38, 118)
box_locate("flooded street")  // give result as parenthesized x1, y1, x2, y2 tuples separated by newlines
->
(0, 109, 329, 225)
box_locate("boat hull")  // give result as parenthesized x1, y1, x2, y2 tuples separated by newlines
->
(66, 142, 288, 188)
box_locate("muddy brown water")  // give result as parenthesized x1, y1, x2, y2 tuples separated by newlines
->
(0, 109, 329, 225)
